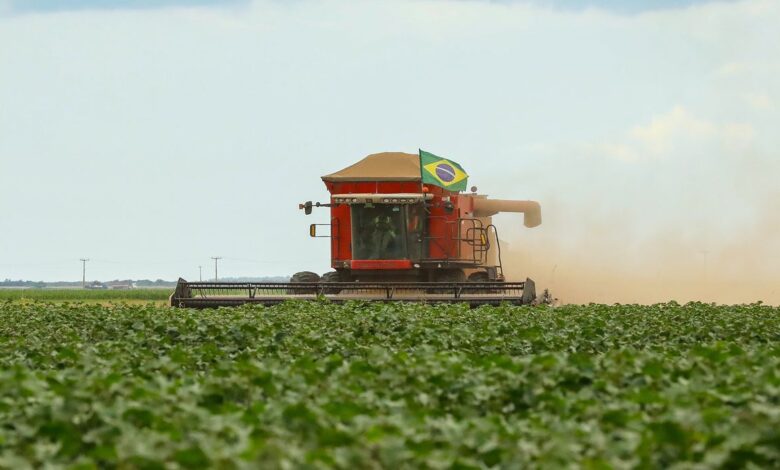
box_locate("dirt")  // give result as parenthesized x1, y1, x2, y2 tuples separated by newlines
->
(502, 199, 780, 305)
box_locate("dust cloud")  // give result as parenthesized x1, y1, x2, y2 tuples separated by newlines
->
(494, 102, 780, 306)
(502, 197, 780, 305)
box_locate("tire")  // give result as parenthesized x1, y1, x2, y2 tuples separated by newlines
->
(436, 269, 466, 283)
(320, 271, 345, 294)
(427, 269, 466, 294)
(467, 271, 491, 294)
(467, 271, 490, 283)
(290, 271, 320, 294)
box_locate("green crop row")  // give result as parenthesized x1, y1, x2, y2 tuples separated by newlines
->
(0, 301, 779, 468)
(0, 288, 172, 302)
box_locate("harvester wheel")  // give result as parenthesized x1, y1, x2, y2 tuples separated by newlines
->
(320, 271, 346, 294)
(467, 271, 492, 294)
(290, 271, 320, 294)
(437, 269, 466, 283)
(427, 269, 466, 293)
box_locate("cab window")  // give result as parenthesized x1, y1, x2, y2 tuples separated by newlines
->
(351, 204, 405, 260)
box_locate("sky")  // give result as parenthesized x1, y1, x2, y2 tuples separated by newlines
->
(1, 0, 778, 302)
(0, 0, 734, 14)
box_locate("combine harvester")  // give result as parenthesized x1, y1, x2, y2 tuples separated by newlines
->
(171, 150, 543, 308)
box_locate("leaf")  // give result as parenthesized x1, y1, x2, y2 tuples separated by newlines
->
(173, 445, 210, 469)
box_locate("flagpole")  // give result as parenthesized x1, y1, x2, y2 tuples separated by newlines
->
(419, 149, 429, 264)
(418, 149, 424, 194)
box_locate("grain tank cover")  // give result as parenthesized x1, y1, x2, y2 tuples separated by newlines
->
(322, 152, 421, 182)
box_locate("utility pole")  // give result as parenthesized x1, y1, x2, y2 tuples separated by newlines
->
(211, 257, 222, 281)
(79, 258, 89, 288)
(198, 265, 203, 281)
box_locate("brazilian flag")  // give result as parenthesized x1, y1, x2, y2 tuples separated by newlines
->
(419, 149, 469, 192)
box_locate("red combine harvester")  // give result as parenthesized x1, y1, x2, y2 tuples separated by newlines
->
(171, 151, 543, 308)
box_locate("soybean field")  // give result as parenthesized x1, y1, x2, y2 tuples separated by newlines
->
(1, 301, 779, 468)
(0, 289, 171, 304)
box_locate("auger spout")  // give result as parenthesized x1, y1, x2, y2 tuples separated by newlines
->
(472, 199, 542, 228)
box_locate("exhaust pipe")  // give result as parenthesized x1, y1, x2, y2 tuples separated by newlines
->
(472, 199, 542, 228)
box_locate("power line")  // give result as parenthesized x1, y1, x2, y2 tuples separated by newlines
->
(211, 257, 222, 281)
(222, 256, 289, 265)
(79, 258, 89, 288)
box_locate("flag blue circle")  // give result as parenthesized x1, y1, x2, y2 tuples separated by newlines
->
(435, 163, 456, 182)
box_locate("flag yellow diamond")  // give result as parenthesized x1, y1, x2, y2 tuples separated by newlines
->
(423, 159, 468, 187)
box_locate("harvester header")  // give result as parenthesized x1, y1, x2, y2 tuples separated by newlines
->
(171, 150, 544, 308)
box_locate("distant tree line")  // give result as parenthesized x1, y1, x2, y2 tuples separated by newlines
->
(134, 279, 176, 287)
(1, 279, 177, 288)
(1, 277, 289, 288)
(1, 279, 47, 288)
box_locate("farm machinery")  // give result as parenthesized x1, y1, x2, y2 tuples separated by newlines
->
(171, 151, 543, 308)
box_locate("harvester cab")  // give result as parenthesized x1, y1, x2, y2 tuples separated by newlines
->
(170, 151, 543, 308)
(297, 152, 541, 283)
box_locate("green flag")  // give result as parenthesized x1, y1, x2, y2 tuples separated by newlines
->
(419, 150, 469, 192)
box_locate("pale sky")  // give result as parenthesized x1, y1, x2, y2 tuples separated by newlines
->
(1, 0, 778, 288)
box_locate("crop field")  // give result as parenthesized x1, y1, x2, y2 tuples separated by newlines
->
(1, 301, 779, 468)
(0, 288, 171, 303)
